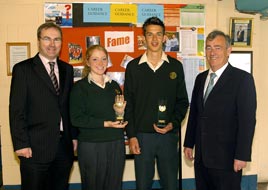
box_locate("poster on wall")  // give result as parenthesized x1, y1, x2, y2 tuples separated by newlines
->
(44, 3, 73, 27)
(105, 31, 134, 52)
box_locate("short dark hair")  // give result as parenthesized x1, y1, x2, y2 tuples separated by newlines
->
(206, 30, 231, 48)
(142, 17, 165, 35)
(37, 22, 62, 39)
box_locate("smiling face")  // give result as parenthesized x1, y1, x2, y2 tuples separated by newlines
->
(205, 35, 232, 72)
(87, 49, 108, 77)
(144, 25, 166, 53)
(38, 27, 62, 61)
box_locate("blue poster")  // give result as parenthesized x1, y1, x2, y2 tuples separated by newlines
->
(138, 4, 164, 24)
(83, 4, 110, 23)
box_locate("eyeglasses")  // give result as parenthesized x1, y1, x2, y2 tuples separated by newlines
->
(40, 36, 62, 43)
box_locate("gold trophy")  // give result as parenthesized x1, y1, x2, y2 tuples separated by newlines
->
(114, 93, 124, 124)
(157, 99, 167, 128)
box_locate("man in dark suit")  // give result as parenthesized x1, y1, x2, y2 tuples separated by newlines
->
(9, 22, 77, 190)
(237, 25, 245, 42)
(183, 30, 256, 190)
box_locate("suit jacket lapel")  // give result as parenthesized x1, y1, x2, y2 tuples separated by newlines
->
(200, 70, 209, 105)
(209, 64, 233, 96)
(32, 54, 58, 95)
(201, 65, 233, 106)
(201, 64, 235, 109)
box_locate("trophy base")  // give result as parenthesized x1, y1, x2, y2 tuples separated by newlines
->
(157, 120, 166, 128)
(116, 116, 124, 124)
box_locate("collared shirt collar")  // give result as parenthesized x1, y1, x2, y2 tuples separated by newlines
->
(138, 51, 169, 72)
(39, 53, 57, 65)
(88, 73, 112, 89)
(205, 62, 228, 91)
(209, 62, 228, 78)
(138, 51, 169, 65)
(204, 62, 228, 95)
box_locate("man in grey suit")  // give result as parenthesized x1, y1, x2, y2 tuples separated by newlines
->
(184, 30, 256, 190)
(9, 22, 77, 190)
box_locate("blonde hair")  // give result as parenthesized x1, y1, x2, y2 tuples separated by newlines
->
(82, 45, 108, 78)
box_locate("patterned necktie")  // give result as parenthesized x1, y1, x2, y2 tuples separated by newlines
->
(204, 73, 216, 103)
(48, 62, 60, 95)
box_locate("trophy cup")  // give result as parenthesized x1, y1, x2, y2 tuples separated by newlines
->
(114, 94, 124, 124)
(157, 99, 167, 128)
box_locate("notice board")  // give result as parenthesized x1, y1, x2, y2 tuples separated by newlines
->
(45, 2, 206, 91)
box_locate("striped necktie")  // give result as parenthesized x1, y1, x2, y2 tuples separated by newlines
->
(48, 62, 60, 95)
(204, 73, 216, 103)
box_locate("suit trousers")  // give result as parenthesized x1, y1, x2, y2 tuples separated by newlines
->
(135, 133, 179, 190)
(194, 160, 242, 190)
(20, 137, 73, 190)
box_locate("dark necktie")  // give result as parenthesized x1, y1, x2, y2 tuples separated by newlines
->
(48, 62, 60, 95)
(204, 73, 216, 103)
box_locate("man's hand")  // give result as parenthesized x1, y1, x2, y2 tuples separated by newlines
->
(15, 147, 32, 158)
(153, 122, 173, 134)
(234, 159, 247, 172)
(72, 139, 78, 152)
(184, 147, 194, 161)
(129, 137, 141, 155)
(104, 121, 128, 128)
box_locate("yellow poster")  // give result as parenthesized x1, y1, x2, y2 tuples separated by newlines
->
(110, 4, 137, 23)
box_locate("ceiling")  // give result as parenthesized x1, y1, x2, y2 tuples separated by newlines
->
(235, 0, 268, 20)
